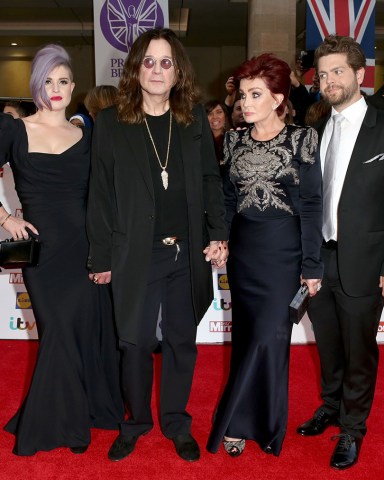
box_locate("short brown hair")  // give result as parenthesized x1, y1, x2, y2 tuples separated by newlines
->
(117, 28, 200, 125)
(84, 85, 118, 119)
(314, 35, 366, 72)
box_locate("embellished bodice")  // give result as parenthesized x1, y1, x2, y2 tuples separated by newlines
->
(224, 124, 318, 218)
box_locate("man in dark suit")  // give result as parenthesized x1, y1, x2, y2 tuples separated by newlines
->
(86, 28, 228, 462)
(296, 35, 384, 470)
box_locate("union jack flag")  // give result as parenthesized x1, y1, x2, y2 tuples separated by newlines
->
(305, 0, 376, 91)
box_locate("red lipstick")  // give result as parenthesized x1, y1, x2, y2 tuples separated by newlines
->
(51, 96, 62, 101)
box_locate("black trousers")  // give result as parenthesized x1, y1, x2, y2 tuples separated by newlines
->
(119, 241, 198, 438)
(308, 246, 383, 438)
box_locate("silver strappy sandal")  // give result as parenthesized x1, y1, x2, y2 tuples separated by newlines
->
(223, 438, 246, 457)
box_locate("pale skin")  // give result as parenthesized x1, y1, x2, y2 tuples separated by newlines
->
(92, 38, 228, 285)
(318, 53, 384, 296)
(1, 65, 80, 242)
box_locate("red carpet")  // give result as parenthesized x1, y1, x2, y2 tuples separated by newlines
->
(0, 340, 383, 480)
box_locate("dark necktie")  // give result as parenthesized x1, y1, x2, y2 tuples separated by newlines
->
(322, 113, 343, 242)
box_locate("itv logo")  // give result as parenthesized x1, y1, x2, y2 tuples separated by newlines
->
(9, 316, 36, 331)
(212, 298, 232, 311)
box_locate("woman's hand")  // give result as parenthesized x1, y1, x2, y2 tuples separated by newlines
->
(302, 278, 322, 297)
(1, 214, 39, 240)
(203, 241, 229, 269)
(89, 271, 111, 284)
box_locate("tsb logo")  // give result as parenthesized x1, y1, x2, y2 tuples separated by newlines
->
(210, 321, 232, 333)
(15, 292, 32, 309)
(217, 274, 230, 290)
(9, 273, 24, 284)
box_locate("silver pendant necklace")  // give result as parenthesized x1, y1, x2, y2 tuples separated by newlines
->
(144, 112, 172, 190)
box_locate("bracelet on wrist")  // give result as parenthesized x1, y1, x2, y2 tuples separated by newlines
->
(0, 213, 11, 227)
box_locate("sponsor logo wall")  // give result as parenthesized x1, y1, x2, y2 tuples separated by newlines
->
(2, 165, 384, 342)
(1, 161, 384, 342)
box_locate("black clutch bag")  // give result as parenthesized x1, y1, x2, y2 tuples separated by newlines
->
(289, 284, 309, 324)
(0, 236, 40, 269)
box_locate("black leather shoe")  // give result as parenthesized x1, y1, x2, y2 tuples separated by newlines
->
(171, 433, 200, 462)
(108, 434, 139, 462)
(297, 409, 338, 436)
(330, 434, 362, 470)
(70, 445, 88, 454)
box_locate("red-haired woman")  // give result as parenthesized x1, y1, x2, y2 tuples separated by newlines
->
(207, 54, 323, 457)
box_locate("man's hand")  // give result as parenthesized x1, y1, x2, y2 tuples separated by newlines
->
(203, 241, 229, 269)
(89, 271, 111, 284)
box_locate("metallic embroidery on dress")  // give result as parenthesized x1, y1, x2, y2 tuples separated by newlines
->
(226, 126, 317, 214)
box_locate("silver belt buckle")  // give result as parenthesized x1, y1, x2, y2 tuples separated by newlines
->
(162, 236, 177, 246)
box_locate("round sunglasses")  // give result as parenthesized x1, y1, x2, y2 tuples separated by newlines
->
(142, 56, 174, 70)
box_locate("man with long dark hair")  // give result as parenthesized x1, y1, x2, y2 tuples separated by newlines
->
(87, 28, 228, 462)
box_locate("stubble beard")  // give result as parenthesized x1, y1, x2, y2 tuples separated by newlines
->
(323, 79, 359, 107)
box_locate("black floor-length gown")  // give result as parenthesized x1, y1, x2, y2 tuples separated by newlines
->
(207, 124, 323, 456)
(0, 114, 124, 456)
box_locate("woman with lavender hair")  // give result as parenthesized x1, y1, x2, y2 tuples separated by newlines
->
(0, 44, 123, 456)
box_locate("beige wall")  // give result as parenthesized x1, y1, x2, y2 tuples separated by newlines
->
(0, 59, 31, 98)
(187, 45, 246, 101)
(248, 0, 297, 66)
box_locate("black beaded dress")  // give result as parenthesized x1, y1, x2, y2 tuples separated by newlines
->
(207, 124, 323, 455)
(0, 114, 124, 456)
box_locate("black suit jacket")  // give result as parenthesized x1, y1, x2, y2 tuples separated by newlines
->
(86, 104, 227, 343)
(317, 104, 384, 296)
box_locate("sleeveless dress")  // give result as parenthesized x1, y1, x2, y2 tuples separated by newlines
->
(0, 114, 124, 456)
(207, 124, 323, 456)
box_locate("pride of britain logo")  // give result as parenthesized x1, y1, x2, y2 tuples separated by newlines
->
(100, 0, 165, 53)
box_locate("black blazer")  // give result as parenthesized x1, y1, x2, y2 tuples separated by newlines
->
(317, 104, 384, 296)
(86, 104, 227, 343)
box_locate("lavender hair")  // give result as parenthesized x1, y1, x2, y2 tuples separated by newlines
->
(30, 44, 73, 111)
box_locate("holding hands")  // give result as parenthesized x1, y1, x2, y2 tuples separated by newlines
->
(204, 240, 229, 269)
